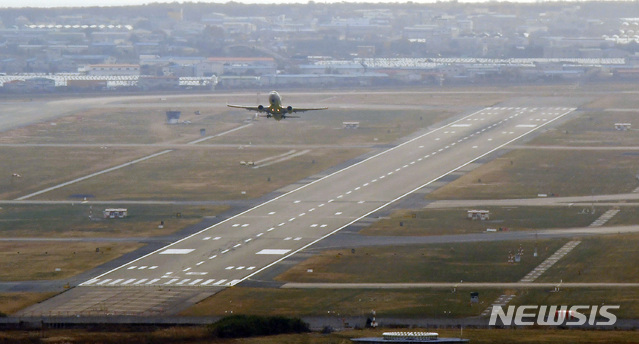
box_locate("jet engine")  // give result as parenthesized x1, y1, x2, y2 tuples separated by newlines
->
(258, 105, 264, 111)
(286, 106, 293, 113)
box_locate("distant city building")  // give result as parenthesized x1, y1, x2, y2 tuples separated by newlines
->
(84, 64, 140, 76)
(3, 77, 55, 92)
(139, 76, 179, 90)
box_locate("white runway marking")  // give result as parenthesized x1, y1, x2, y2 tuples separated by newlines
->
(121, 279, 136, 285)
(256, 249, 291, 255)
(176, 279, 190, 285)
(201, 279, 215, 286)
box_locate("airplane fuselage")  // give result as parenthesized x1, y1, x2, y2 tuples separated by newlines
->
(263, 91, 293, 120)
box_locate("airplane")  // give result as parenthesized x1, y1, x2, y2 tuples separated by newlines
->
(227, 91, 327, 121)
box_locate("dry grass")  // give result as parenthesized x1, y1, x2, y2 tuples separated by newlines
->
(275, 241, 566, 284)
(35, 147, 366, 201)
(0, 107, 228, 145)
(539, 233, 639, 283)
(0, 292, 57, 315)
(0, 147, 156, 200)
(361, 207, 600, 236)
(428, 150, 639, 200)
(182, 287, 503, 318)
(0, 242, 142, 281)
(0, 204, 227, 238)
(528, 110, 639, 146)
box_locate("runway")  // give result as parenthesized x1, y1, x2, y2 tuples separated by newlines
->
(19, 105, 577, 315)
(80, 106, 575, 287)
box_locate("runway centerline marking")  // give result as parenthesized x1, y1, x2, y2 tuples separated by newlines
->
(256, 249, 291, 255)
(160, 249, 194, 255)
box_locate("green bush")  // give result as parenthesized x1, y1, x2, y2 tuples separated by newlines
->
(208, 314, 310, 338)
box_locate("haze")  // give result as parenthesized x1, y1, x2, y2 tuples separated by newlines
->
(2, 0, 560, 9)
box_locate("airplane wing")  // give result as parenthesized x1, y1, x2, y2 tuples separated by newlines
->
(290, 107, 328, 113)
(227, 104, 265, 112)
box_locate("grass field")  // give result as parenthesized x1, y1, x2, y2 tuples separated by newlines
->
(0, 146, 155, 200)
(360, 207, 600, 236)
(428, 150, 639, 200)
(275, 240, 566, 284)
(539, 234, 639, 284)
(0, 242, 142, 281)
(34, 147, 366, 201)
(0, 292, 57, 315)
(528, 110, 639, 147)
(0, 204, 226, 238)
(182, 287, 504, 318)
(0, 107, 225, 145)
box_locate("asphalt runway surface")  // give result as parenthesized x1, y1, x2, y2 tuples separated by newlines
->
(73, 106, 575, 289)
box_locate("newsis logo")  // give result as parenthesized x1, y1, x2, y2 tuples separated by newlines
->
(489, 305, 620, 326)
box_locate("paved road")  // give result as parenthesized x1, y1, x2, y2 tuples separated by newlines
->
(426, 193, 639, 209)
(281, 282, 639, 289)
